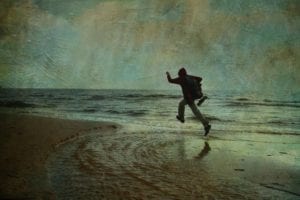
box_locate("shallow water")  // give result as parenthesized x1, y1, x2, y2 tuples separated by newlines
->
(1, 89, 299, 135)
(1, 89, 299, 199)
(47, 129, 299, 199)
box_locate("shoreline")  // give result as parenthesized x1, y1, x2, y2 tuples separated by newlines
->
(0, 113, 119, 199)
(0, 113, 299, 199)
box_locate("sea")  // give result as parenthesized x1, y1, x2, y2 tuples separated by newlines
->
(0, 88, 299, 135)
(1, 88, 300, 199)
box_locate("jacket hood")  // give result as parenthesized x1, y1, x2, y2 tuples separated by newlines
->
(178, 68, 187, 77)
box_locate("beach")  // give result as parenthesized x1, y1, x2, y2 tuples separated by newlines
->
(0, 113, 118, 199)
(1, 0, 299, 198)
(0, 89, 299, 199)
(1, 113, 299, 199)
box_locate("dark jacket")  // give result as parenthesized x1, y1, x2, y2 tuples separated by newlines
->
(167, 74, 202, 104)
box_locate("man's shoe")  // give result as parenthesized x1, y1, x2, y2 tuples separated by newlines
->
(176, 115, 185, 123)
(204, 124, 211, 136)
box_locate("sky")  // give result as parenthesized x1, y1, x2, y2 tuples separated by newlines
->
(0, 0, 299, 95)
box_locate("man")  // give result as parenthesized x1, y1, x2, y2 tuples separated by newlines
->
(166, 67, 211, 136)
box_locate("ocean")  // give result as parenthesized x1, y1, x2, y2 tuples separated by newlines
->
(0, 88, 299, 135)
(1, 88, 300, 199)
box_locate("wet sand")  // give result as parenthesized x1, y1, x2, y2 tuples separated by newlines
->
(0, 113, 118, 199)
(47, 129, 300, 199)
(1, 114, 300, 199)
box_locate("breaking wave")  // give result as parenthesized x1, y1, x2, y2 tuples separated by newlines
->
(0, 100, 37, 108)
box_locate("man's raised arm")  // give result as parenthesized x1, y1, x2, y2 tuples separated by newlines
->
(166, 72, 180, 84)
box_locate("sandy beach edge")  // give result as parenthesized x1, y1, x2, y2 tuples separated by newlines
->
(0, 113, 119, 199)
(1, 113, 299, 199)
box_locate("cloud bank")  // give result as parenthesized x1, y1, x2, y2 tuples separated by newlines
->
(0, 0, 299, 95)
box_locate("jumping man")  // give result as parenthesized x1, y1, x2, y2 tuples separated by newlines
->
(166, 67, 211, 136)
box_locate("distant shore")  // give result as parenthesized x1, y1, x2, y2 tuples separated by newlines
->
(0, 113, 118, 199)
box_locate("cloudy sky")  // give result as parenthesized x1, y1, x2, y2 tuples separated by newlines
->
(0, 0, 299, 94)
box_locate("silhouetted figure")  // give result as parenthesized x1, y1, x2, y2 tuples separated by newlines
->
(166, 68, 211, 135)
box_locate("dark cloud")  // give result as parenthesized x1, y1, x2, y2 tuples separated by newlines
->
(0, 0, 298, 94)
(32, 0, 103, 19)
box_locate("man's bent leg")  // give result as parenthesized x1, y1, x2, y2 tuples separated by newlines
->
(177, 99, 187, 122)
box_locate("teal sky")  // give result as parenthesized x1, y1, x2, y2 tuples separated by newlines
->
(0, 0, 299, 95)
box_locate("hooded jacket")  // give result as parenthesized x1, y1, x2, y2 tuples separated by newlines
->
(167, 68, 202, 104)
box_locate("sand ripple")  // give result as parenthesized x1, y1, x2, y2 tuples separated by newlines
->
(47, 131, 292, 199)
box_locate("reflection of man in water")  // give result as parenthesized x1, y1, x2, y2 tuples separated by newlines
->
(166, 68, 211, 136)
(195, 142, 211, 160)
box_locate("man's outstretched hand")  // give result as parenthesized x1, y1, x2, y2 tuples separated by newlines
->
(166, 72, 170, 77)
